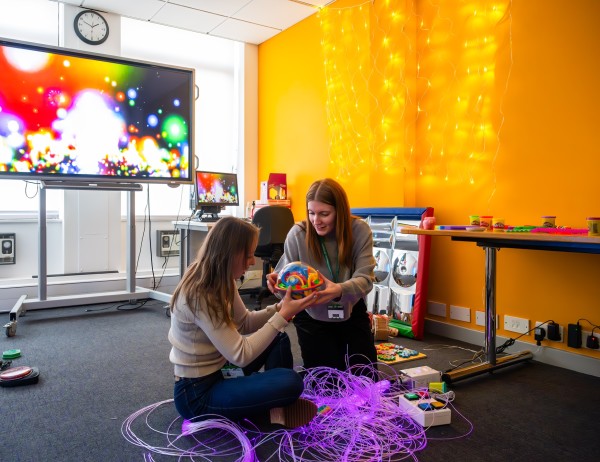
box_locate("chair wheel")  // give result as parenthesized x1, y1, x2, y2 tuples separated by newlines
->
(4, 322, 16, 337)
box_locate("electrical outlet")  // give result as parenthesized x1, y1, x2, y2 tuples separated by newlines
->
(427, 301, 446, 317)
(535, 321, 563, 343)
(0, 233, 16, 265)
(476, 311, 500, 327)
(449, 305, 471, 322)
(504, 315, 529, 334)
(581, 330, 600, 350)
(157, 230, 180, 257)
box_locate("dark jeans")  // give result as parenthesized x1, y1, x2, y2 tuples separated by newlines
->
(293, 298, 378, 379)
(173, 332, 303, 421)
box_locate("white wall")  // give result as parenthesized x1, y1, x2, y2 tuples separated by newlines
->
(0, 0, 259, 310)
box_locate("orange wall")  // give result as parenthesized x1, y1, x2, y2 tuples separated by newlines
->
(258, 12, 330, 219)
(258, 0, 600, 358)
(258, 0, 416, 220)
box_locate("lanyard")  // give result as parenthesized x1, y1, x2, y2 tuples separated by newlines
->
(319, 238, 339, 283)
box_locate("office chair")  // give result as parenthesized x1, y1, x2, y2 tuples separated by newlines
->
(239, 205, 295, 305)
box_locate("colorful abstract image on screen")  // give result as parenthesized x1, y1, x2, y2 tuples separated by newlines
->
(0, 40, 193, 183)
(196, 171, 239, 206)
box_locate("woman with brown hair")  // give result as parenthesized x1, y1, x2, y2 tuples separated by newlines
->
(267, 178, 378, 377)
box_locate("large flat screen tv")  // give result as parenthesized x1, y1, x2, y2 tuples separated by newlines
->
(194, 170, 239, 221)
(0, 38, 194, 185)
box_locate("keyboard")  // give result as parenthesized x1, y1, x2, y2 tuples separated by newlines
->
(196, 215, 220, 222)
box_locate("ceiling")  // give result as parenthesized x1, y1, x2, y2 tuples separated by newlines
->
(51, 0, 335, 45)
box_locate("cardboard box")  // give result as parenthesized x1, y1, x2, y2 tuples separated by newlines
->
(400, 365, 441, 389)
(253, 199, 291, 218)
(268, 173, 287, 200)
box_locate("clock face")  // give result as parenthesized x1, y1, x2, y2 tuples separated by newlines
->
(74, 10, 109, 45)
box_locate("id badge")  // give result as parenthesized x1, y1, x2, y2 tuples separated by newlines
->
(327, 303, 344, 320)
(221, 364, 244, 379)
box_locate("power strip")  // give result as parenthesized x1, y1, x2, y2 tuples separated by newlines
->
(398, 392, 451, 427)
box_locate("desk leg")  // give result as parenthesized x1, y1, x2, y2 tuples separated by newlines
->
(179, 228, 188, 278)
(485, 246, 497, 365)
(442, 246, 532, 384)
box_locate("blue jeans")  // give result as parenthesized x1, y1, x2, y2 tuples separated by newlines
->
(173, 332, 304, 421)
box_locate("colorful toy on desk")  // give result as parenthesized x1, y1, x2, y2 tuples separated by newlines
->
(507, 226, 588, 235)
(422, 216, 436, 230)
(275, 261, 324, 300)
(435, 225, 485, 231)
(506, 225, 537, 233)
(436, 225, 470, 230)
(531, 227, 588, 235)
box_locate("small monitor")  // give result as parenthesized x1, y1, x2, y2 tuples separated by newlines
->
(194, 170, 239, 221)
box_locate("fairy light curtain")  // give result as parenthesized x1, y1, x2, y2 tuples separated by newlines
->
(319, 0, 414, 180)
(319, 0, 512, 189)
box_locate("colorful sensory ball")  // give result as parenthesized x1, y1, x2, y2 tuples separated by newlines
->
(276, 261, 324, 300)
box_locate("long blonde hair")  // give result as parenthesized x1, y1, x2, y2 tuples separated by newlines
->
(304, 178, 354, 270)
(170, 216, 259, 326)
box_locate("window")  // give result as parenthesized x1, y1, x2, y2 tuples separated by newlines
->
(119, 19, 242, 217)
(0, 2, 242, 219)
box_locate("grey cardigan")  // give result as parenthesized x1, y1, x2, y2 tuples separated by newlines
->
(274, 218, 376, 322)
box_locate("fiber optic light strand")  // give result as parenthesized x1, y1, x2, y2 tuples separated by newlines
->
(123, 366, 473, 461)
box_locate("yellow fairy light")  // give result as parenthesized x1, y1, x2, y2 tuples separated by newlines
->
(320, 0, 511, 182)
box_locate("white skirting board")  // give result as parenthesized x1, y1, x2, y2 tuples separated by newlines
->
(425, 318, 600, 378)
(0, 272, 178, 313)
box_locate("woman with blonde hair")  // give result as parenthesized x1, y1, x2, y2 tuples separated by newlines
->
(169, 216, 318, 427)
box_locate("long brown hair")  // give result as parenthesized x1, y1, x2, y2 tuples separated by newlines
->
(170, 216, 258, 326)
(304, 178, 354, 269)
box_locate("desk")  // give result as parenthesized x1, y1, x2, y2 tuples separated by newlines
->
(173, 220, 215, 276)
(400, 228, 600, 383)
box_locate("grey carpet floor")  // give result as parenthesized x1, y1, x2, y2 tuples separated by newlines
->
(0, 297, 598, 461)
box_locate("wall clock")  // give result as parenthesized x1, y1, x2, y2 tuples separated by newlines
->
(73, 10, 109, 46)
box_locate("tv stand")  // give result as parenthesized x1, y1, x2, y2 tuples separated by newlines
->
(4, 182, 170, 337)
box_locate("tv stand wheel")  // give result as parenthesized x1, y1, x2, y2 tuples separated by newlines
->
(4, 321, 16, 337)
